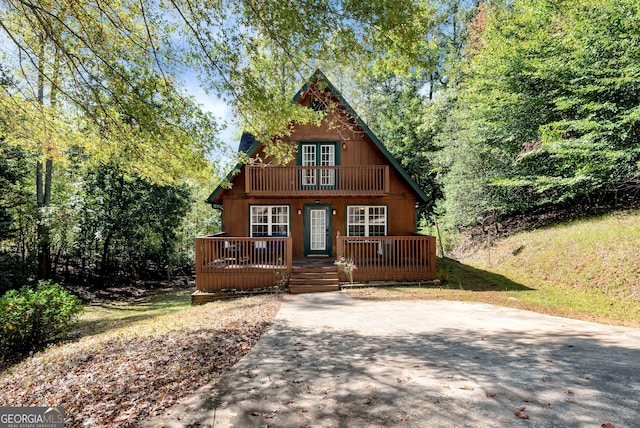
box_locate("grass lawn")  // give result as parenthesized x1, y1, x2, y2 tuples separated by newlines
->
(347, 210, 640, 328)
(0, 289, 281, 427)
(347, 259, 639, 327)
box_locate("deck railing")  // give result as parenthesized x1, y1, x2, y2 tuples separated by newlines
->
(195, 234, 436, 292)
(195, 236, 293, 292)
(245, 165, 389, 196)
(336, 235, 436, 282)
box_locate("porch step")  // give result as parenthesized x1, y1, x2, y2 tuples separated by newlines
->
(289, 266, 340, 294)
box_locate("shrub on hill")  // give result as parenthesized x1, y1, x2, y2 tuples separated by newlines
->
(0, 281, 83, 361)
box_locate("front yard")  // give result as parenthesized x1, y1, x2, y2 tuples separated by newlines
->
(0, 289, 281, 427)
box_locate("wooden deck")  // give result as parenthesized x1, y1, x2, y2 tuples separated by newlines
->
(336, 235, 437, 283)
(193, 235, 436, 302)
(195, 236, 292, 293)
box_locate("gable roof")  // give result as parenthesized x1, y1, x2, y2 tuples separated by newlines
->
(206, 69, 428, 205)
(294, 70, 428, 203)
(205, 132, 260, 205)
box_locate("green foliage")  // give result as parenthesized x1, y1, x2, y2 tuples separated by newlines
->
(174, 0, 438, 141)
(0, 139, 36, 292)
(0, 0, 221, 184)
(435, 0, 640, 228)
(359, 73, 442, 214)
(69, 162, 193, 283)
(0, 281, 83, 359)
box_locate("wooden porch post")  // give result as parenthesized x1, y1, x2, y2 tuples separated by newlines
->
(429, 236, 437, 278)
(286, 236, 293, 272)
(195, 237, 203, 290)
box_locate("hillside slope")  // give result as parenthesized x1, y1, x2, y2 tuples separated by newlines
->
(453, 210, 640, 325)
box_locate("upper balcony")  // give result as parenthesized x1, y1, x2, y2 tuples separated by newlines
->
(245, 165, 390, 197)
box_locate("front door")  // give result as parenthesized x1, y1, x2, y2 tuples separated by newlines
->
(304, 204, 332, 256)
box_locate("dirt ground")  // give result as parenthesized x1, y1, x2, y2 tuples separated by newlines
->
(142, 292, 640, 428)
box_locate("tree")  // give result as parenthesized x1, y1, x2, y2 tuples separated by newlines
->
(435, 0, 640, 227)
(357, 73, 442, 214)
(0, 0, 221, 278)
(68, 162, 192, 284)
(0, 139, 35, 292)
(0, 0, 443, 282)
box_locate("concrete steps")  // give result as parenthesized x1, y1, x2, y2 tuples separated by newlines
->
(288, 265, 340, 294)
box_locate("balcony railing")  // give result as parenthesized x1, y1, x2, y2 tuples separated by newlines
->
(245, 165, 389, 196)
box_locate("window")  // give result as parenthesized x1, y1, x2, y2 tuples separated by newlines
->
(250, 206, 289, 237)
(310, 97, 326, 112)
(299, 142, 337, 188)
(347, 206, 387, 237)
(320, 144, 335, 186)
(301, 144, 317, 186)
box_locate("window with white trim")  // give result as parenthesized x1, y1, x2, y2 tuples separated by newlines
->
(320, 144, 335, 186)
(250, 206, 289, 237)
(299, 142, 337, 187)
(347, 206, 387, 237)
(301, 144, 317, 186)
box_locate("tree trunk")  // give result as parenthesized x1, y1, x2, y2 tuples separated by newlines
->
(35, 34, 51, 279)
(35, 34, 60, 279)
(101, 233, 112, 281)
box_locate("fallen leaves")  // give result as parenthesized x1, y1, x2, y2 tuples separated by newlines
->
(0, 295, 281, 427)
(515, 407, 529, 419)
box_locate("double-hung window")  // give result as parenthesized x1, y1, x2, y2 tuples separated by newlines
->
(347, 206, 387, 237)
(250, 205, 289, 237)
(299, 142, 337, 188)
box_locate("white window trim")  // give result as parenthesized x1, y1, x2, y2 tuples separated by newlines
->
(301, 144, 316, 186)
(300, 142, 337, 187)
(320, 145, 335, 186)
(346, 206, 388, 237)
(250, 205, 290, 237)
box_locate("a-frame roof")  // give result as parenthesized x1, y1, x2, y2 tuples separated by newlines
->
(206, 69, 428, 205)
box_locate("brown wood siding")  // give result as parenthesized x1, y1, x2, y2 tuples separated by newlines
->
(221, 195, 416, 259)
(215, 86, 420, 258)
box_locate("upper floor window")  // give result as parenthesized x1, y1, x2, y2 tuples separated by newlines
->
(310, 97, 326, 112)
(347, 206, 387, 237)
(298, 142, 337, 188)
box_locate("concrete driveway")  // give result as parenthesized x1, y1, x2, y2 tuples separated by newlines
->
(145, 292, 640, 427)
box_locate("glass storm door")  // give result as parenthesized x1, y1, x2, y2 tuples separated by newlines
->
(304, 204, 332, 256)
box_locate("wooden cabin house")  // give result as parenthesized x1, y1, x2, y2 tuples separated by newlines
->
(194, 70, 436, 300)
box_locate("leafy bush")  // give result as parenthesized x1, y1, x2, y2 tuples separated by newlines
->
(0, 281, 83, 360)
